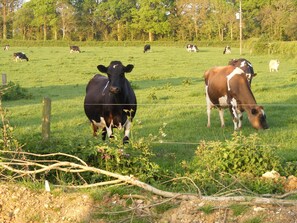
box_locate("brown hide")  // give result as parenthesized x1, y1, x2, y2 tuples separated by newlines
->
(204, 65, 268, 130)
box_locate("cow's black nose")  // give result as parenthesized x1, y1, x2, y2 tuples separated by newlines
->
(110, 86, 120, 94)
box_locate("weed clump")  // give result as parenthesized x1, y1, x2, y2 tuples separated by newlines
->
(182, 132, 286, 194)
(0, 81, 31, 101)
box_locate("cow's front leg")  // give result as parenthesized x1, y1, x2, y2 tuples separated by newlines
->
(229, 99, 240, 131)
(123, 119, 132, 144)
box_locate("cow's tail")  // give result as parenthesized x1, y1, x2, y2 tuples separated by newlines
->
(204, 70, 210, 85)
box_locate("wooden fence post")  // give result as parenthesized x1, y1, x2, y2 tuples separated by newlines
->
(2, 73, 7, 86)
(42, 97, 51, 141)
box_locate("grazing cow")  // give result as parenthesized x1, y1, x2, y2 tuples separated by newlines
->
(13, 52, 29, 61)
(223, 45, 231, 54)
(84, 61, 137, 143)
(143, 44, 151, 53)
(228, 58, 256, 86)
(269, 59, 280, 72)
(4, 45, 9, 50)
(70, 45, 81, 53)
(204, 65, 268, 130)
(186, 44, 199, 52)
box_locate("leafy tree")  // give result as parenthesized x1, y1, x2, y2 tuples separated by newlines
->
(258, 0, 296, 40)
(1, 0, 22, 39)
(29, 0, 57, 40)
(13, 2, 34, 40)
(131, 0, 171, 41)
(56, 0, 76, 40)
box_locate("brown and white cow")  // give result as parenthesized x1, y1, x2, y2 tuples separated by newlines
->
(204, 65, 268, 130)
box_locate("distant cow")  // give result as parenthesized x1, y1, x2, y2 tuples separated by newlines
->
(70, 45, 81, 53)
(4, 45, 9, 50)
(84, 61, 137, 143)
(228, 58, 256, 86)
(143, 44, 151, 53)
(204, 65, 268, 130)
(186, 44, 199, 52)
(223, 46, 231, 54)
(269, 59, 280, 72)
(13, 52, 29, 61)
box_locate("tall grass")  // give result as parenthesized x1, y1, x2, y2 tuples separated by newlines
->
(1, 45, 296, 170)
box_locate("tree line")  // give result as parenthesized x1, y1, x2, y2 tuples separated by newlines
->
(1, 0, 297, 42)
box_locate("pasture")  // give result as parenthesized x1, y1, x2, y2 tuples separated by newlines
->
(1, 45, 297, 171)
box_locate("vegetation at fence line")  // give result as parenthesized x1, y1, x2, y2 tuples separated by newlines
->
(1, 0, 297, 42)
(181, 132, 288, 194)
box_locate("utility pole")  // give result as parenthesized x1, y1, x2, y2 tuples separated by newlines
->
(239, 0, 242, 55)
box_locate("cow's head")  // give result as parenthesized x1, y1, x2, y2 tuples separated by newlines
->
(97, 61, 134, 94)
(247, 106, 269, 130)
(228, 58, 256, 86)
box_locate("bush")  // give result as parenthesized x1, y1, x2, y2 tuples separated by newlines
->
(182, 132, 285, 194)
(0, 81, 31, 101)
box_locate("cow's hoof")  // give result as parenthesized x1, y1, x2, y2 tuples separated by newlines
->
(123, 136, 129, 144)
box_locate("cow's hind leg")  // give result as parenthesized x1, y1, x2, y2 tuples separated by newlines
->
(102, 127, 107, 140)
(218, 108, 225, 128)
(91, 122, 98, 136)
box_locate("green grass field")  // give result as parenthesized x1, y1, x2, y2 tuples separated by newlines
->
(1, 46, 297, 171)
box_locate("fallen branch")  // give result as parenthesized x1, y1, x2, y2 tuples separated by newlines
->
(1, 151, 297, 206)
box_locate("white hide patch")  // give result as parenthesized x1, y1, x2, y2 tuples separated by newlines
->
(218, 95, 228, 107)
(230, 98, 238, 118)
(226, 67, 244, 91)
(92, 117, 131, 138)
(92, 118, 113, 137)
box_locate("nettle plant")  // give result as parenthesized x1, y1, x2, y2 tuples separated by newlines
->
(86, 122, 167, 183)
(182, 132, 286, 194)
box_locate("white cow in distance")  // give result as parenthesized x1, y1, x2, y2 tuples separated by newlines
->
(269, 59, 280, 72)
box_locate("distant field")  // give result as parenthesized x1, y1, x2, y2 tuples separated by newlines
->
(1, 46, 297, 170)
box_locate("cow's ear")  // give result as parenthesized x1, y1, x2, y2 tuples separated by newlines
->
(125, 64, 134, 73)
(97, 65, 108, 73)
(253, 73, 257, 77)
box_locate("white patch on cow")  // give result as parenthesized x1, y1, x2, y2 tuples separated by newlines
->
(226, 67, 244, 91)
(92, 117, 113, 137)
(205, 86, 214, 127)
(102, 81, 109, 95)
(240, 61, 246, 67)
(246, 73, 252, 81)
(113, 64, 118, 68)
(106, 120, 113, 137)
(92, 117, 106, 130)
(218, 95, 228, 107)
(230, 98, 238, 118)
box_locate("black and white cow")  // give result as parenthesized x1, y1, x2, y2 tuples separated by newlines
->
(84, 61, 137, 143)
(186, 44, 199, 52)
(70, 45, 81, 53)
(143, 44, 151, 53)
(228, 58, 256, 86)
(4, 45, 10, 50)
(223, 45, 231, 54)
(204, 65, 268, 130)
(13, 52, 29, 61)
